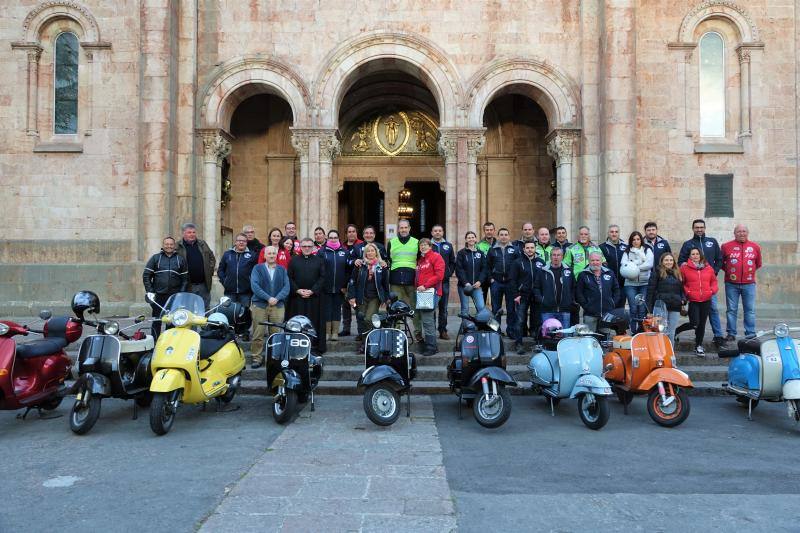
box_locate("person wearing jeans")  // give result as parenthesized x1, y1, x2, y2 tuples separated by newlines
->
(534, 247, 575, 330)
(456, 231, 488, 326)
(620, 231, 654, 334)
(487, 228, 518, 334)
(646, 252, 685, 345)
(416, 239, 445, 356)
(721, 224, 761, 339)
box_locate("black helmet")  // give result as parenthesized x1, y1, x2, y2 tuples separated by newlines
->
(218, 302, 246, 325)
(389, 300, 412, 315)
(285, 315, 317, 338)
(72, 290, 100, 319)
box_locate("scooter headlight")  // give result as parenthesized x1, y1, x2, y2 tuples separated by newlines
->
(657, 323, 666, 333)
(102, 321, 119, 335)
(280, 359, 289, 368)
(575, 324, 591, 336)
(0, 323, 8, 336)
(371, 314, 382, 329)
(774, 323, 790, 338)
(487, 318, 500, 332)
(172, 310, 191, 327)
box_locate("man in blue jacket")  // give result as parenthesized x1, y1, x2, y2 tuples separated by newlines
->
(678, 219, 724, 347)
(488, 227, 518, 335)
(217, 232, 258, 318)
(431, 224, 456, 340)
(533, 247, 575, 328)
(249, 246, 290, 368)
(599, 224, 628, 307)
(643, 221, 672, 265)
(575, 253, 620, 332)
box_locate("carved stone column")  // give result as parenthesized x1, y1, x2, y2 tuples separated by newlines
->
(465, 132, 486, 236)
(547, 129, 580, 235)
(437, 132, 459, 245)
(737, 46, 752, 138)
(198, 129, 231, 257)
(318, 130, 341, 231)
(25, 47, 42, 136)
(289, 130, 311, 235)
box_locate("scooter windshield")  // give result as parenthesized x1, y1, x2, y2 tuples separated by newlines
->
(653, 300, 668, 323)
(164, 293, 205, 315)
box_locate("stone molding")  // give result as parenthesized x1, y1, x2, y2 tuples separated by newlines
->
(311, 30, 463, 128)
(545, 129, 580, 165)
(437, 128, 486, 162)
(675, 1, 761, 45)
(465, 58, 581, 130)
(20, 1, 101, 42)
(318, 132, 341, 161)
(199, 56, 312, 132)
(198, 129, 232, 165)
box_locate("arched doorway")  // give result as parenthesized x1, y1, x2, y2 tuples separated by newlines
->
(225, 93, 295, 247)
(481, 92, 556, 235)
(334, 65, 446, 240)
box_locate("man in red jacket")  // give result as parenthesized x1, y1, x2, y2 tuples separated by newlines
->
(721, 224, 762, 340)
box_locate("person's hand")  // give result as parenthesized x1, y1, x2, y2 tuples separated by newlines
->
(473, 281, 481, 288)
(354, 259, 363, 267)
(348, 298, 356, 307)
(490, 278, 494, 284)
(417, 285, 426, 292)
(340, 287, 347, 294)
(379, 260, 388, 268)
(268, 297, 278, 306)
(514, 296, 521, 304)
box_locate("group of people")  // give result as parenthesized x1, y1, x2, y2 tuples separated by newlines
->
(141, 216, 761, 366)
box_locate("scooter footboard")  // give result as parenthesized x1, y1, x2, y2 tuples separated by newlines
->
(569, 374, 612, 399)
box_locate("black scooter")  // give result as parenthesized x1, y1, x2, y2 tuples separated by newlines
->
(69, 300, 154, 434)
(262, 315, 323, 424)
(447, 307, 517, 428)
(357, 298, 417, 426)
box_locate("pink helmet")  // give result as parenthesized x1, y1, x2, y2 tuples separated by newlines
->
(541, 318, 563, 339)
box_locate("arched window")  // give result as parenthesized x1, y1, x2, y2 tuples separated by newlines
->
(698, 32, 725, 138)
(54, 32, 79, 134)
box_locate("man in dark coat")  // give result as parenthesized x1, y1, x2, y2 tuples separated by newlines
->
(143, 236, 188, 338)
(288, 238, 327, 353)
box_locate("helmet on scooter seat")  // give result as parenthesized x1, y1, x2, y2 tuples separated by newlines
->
(540, 318, 563, 339)
(71, 290, 100, 320)
(285, 315, 317, 338)
(389, 300, 411, 315)
(207, 312, 229, 326)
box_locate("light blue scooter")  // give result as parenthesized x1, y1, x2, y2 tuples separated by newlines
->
(721, 323, 800, 423)
(528, 324, 613, 430)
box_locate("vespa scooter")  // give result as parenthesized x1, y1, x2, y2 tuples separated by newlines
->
(146, 292, 245, 435)
(721, 323, 800, 423)
(357, 298, 417, 426)
(0, 311, 81, 419)
(262, 316, 323, 424)
(528, 320, 613, 430)
(447, 307, 517, 429)
(68, 290, 155, 434)
(603, 298, 693, 427)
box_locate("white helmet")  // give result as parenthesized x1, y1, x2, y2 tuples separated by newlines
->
(620, 262, 639, 281)
(208, 312, 229, 326)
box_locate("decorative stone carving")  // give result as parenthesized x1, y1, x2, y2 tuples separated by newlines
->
(737, 47, 751, 64)
(289, 131, 311, 158)
(319, 133, 341, 161)
(342, 110, 438, 156)
(677, 1, 760, 44)
(21, 1, 102, 42)
(199, 130, 231, 164)
(546, 130, 580, 165)
(437, 134, 457, 161)
(466, 135, 485, 162)
(26, 46, 42, 63)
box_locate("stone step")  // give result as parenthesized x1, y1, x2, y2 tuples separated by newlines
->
(678, 365, 729, 381)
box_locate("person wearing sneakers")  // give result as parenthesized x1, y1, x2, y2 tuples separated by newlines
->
(416, 238, 446, 356)
(677, 247, 719, 356)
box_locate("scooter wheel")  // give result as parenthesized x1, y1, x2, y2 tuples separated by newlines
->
(273, 389, 297, 424)
(577, 393, 610, 430)
(473, 386, 512, 429)
(363, 383, 400, 426)
(648, 387, 690, 428)
(69, 396, 102, 435)
(150, 392, 177, 435)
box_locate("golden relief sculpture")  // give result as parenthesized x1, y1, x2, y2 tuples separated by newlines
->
(343, 110, 439, 156)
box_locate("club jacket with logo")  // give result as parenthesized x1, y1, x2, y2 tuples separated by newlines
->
(217, 247, 258, 295)
(721, 240, 762, 284)
(487, 243, 519, 283)
(564, 242, 605, 279)
(575, 267, 621, 318)
(678, 236, 722, 274)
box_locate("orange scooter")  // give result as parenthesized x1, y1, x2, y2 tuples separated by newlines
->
(602, 298, 693, 427)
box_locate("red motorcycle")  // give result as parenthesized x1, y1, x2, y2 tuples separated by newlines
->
(0, 311, 81, 418)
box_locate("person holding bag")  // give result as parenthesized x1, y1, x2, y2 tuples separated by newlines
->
(676, 247, 718, 356)
(620, 231, 653, 333)
(416, 238, 445, 356)
(646, 252, 685, 344)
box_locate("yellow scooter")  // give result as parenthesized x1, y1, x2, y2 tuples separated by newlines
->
(145, 292, 245, 435)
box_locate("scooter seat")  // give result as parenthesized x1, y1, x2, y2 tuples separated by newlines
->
(613, 336, 632, 350)
(738, 337, 763, 355)
(198, 331, 235, 360)
(16, 338, 67, 358)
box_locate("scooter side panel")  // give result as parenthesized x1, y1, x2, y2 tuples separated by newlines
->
(630, 334, 673, 387)
(528, 351, 555, 386)
(760, 339, 783, 398)
(0, 337, 17, 402)
(569, 374, 612, 398)
(783, 379, 800, 399)
(602, 351, 626, 384)
(777, 337, 800, 383)
(557, 337, 602, 393)
(728, 354, 761, 392)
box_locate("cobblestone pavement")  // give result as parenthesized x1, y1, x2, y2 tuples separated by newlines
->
(199, 396, 456, 532)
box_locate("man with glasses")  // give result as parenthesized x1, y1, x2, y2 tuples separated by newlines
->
(243, 224, 264, 257)
(287, 238, 327, 353)
(217, 233, 258, 337)
(679, 218, 724, 347)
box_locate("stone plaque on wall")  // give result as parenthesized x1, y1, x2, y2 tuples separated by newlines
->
(704, 173, 734, 218)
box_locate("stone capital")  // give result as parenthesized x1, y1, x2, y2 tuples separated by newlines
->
(546, 129, 580, 165)
(318, 131, 341, 162)
(11, 42, 43, 63)
(736, 47, 751, 64)
(437, 128, 486, 162)
(197, 129, 232, 165)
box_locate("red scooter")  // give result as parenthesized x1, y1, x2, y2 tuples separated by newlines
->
(0, 311, 81, 418)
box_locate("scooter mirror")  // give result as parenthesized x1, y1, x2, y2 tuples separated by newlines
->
(134, 314, 147, 323)
(145, 292, 156, 303)
(38, 309, 52, 320)
(634, 293, 646, 305)
(220, 296, 232, 307)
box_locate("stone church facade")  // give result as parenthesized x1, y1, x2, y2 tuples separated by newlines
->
(0, 1, 798, 314)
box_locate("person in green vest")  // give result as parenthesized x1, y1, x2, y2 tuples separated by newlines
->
(534, 227, 553, 264)
(476, 221, 496, 304)
(564, 226, 605, 279)
(387, 219, 422, 341)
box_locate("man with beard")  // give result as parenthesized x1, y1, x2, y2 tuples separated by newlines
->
(287, 238, 327, 353)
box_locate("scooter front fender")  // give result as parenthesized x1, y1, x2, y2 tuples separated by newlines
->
(569, 374, 612, 399)
(467, 367, 517, 389)
(357, 365, 406, 390)
(150, 368, 186, 393)
(74, 372, 111, 397)
(638, 367, 693, 392)
(282, 369, 302, 390)
(783, 379, 800, 399)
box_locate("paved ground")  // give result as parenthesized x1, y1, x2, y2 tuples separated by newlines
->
(3, 395, 800, 532)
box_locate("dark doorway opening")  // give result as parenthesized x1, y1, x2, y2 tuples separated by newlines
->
(403, 181, 445, 238)
(338, 182, 385, 243)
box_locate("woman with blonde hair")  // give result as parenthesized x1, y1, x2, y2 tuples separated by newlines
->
(645, 252, 685, 344)
(347, 243, 390, 349)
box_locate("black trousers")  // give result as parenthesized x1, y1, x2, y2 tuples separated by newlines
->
(675, 300, 711, 346)
(150, 293, 171, 339)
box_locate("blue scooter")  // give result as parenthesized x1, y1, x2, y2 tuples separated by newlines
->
(528, 324, 613, 430)
(721, 323, 800, 422)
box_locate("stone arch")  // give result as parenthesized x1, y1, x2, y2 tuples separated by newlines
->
(312, 31, 463, 128)
(465, 58, 581, 131)
(199, 56, 311, 132)
(20, 1, 101, 43)
(677, 1, 760, 44)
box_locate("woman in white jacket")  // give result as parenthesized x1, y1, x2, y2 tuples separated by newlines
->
(620, 231, 654, 333)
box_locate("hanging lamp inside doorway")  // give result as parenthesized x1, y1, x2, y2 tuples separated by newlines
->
(398, 187, 414, 217)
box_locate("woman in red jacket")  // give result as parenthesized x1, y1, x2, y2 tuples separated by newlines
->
(416, 238, 445, 356)
(274, 236, 295, 270)
(677, 247, 719, 356)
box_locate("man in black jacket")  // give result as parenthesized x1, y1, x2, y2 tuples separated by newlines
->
(510, 241, 540, 353)
(243, 224, 265, 257)
(176, 222, 216, 309)
(143, 236, 188, 338)
(678, 218, 724, 346)
(288, 238, 328, 353)
(430, 224, 456, 340)
(534, 247, 575, 328)
(217, 233, 257, 307)
(599, 224, 628, 307)
(643, 221, 671, 265)
(575, 253, 620, 332)
(488, 228, 518, 335)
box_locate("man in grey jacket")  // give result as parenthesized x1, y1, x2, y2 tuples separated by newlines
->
(176, 222, 216, 309)
(249, 246, 290, 368)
